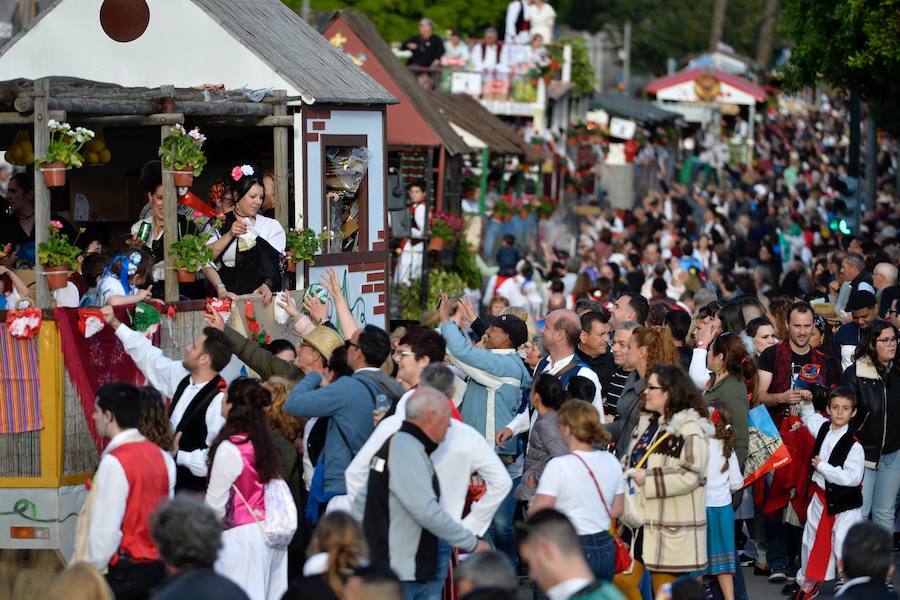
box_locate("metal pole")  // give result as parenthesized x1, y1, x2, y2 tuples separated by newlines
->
(33, 78, 50, 308)
(479, 147, 489, 216)
(623, 21, 631, 93)
(419, 147, 434, 312)
(865, 112, 877, 211)
(747, 103, 756, 167)
(848, 89, 861, 232)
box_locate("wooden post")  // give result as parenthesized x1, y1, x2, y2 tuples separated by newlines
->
(292, 110, 305, 291)
(161, 123, 179, 303)
(33, 79, 50, 308)
(419, 147, 434, 311)
(479, 147, 489, 216)
(272, 90, 289, 228)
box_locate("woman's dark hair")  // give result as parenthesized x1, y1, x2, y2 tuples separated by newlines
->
(208, 378, 282, 484)
(81, 250, 113, 287)
(665, 309, 692, 343)
(565, 375, 596, 405)
(226, 162, 264, 203)
(532, 373, 564, 411)
(647, 364, 708, 421)
(854, 320, 899, 379)
(327, 344, 354, 378)
(139, 160, 162, 195)
(264, 339, 296, 358)
(710, 332, 758, 402)
(138, 386, 174, 450)
(719, 299, 755, 335)
(746, 316, 774, 338)
(708, 401, 736, 472)
(106, 248, 153, 285)
(767, 296, 795, 341)
(399, 326, 446, 364)
(697, 300, 722, 321)
(9, 171, 33, 195)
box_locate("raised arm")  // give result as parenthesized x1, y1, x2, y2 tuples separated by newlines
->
(322, 267, 359, 339)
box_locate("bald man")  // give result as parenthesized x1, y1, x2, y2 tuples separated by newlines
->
(357, 388, 488, 598)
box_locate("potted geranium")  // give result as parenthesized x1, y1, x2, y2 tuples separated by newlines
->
(169, 212, 223, 282)
(285, 227, 330, 272)
(492, 196, 514, 222)
(38, 221, 84, 289)
(158, 124, 207, 187)
(538, 197, 556, 219)
(428, 211, 463, 251)
(35, 120, 95, 187)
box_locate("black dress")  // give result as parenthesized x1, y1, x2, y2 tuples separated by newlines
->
(214, 212, 283, 295)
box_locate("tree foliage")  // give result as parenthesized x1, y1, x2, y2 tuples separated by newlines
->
(780, 0, 900, 102)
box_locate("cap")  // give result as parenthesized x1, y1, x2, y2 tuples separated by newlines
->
(486, 314, 528, 348)
(302, 325, 345, 360)
(847, 290, 877, 312)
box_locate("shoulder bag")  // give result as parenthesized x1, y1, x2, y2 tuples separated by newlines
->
(232, 478, 298, 550)
(619, 431, 670, 530)
(571, 452, 633, 575)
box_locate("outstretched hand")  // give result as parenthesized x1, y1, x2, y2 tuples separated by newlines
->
(457, 295, 477, 325)
(277, 292, 299, 319)
(437, 291, 452, 324)
(203, 308, 225, 331)
(303, 292, 328, 324)
(100, 305, 121, 330)
(322, 268, 342, 302)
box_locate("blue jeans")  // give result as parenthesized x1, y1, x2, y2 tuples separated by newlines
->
(579, 531, 615, 582)
(483, 219, 505, 263)
(486, 476, 520, 568)
(403, 540, 451, 600)
(862, 450, 900, 533)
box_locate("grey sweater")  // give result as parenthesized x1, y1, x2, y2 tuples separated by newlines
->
(604, 371, 644, 459)
(515, 410, 569, 501)
(356, 422, 477, 581)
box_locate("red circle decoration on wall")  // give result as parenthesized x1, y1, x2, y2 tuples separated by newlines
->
(99, 0, 150, 43)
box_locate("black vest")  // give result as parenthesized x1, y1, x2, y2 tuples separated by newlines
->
(811, 422, 863, 515)
(169, 375, 224, 493)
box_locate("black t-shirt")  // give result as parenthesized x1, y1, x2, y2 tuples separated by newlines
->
(758, 344, 835, 392)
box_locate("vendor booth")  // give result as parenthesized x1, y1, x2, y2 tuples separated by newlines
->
(646, 67, 766, 165)
(0, 0, 394, 594)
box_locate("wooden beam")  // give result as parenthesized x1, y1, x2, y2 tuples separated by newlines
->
(272, 91, 289, 228)
(0, 110, 64, 125)
(161, 125, 179, 303)
(33, 79, 51, 308)
(16, 95, 274, 117)
(76, 113, 184, 127)
(256, 115, 294, 127)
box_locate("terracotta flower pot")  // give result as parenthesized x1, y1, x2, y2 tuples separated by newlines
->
(429, 237, 445, 252)
(286, 259, 297, 273)
(176, 268, 196, 283)
(173, 169, 194, 187)
(543, 74, 552, 85)
(519, 209, 530, 219)
(41, 162, 66, 188)
(43, 265, 70, 290)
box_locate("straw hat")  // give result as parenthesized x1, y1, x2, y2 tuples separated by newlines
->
(302, 325, 344, 361)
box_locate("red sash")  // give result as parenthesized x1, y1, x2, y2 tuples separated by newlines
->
(801, 483, 834, 594)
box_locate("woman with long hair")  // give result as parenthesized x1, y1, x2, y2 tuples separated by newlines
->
(208, 163, 286, 302)
(47, 562, 113, 600)
(531, 399, 624, 582)
(626, 326, 680, 381)
(137, 386, 174, 451)
(206, 378, 286, 600)
(703, 333, 755, 468)
(515, 374, 568, 503)
(767, 296, 794, 343)
(624, 365, 711, 594)
(746, 316, 777, 357)
(841, 320, 900, 533)
(283, 511, 367, 600)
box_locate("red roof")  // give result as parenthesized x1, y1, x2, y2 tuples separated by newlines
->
(646, 68, 766, 103)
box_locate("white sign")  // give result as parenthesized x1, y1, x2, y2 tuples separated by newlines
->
(73, 193, 90, 222)
(609, 117, 636, 140)
(451, 72, 483, 96)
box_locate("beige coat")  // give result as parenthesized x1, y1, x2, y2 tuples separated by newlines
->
(623, 408, 712, 573)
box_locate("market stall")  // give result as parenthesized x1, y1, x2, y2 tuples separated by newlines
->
(0, 0, 395, 590)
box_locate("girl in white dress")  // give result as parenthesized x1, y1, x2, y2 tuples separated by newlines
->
(206, 378, 288, 600)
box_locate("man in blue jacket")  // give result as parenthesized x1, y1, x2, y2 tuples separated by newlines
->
(286, 324, 404, 513)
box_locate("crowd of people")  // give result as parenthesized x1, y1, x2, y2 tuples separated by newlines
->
(21, 92, 900, 600)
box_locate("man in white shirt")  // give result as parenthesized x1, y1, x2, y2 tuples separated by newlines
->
(101, 306, 233, 492)
(85, 382, 176, 597)
(518, 509, 622, 600)
(347, 361, 511, 539)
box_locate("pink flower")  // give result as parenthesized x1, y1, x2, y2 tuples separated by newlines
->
(193, 211, 203, 218)
(50, 220, 63, 229)
(231, 166, 243, 181)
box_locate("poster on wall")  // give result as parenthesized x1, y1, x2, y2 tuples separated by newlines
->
(609, 117, 636, 140)
(308, 264, 387, 333)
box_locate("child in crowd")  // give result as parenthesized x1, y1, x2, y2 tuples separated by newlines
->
(0, 242, 29, 309)
(496, 234, 520, 276)
(794, 387, 865, 599)
(78, 251, 113, 307)
(701, 402, 744, 600)
(515, 373, 567, 503)
(97, 249, 153, 306)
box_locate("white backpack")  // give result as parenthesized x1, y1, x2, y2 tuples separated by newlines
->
(233, 478, 298, 550)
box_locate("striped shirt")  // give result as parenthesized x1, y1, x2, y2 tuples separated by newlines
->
(603, 367, 632, 418)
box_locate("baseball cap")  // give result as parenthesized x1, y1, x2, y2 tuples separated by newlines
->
(486, 314, 528, 348)
(847, 290, 877, 312)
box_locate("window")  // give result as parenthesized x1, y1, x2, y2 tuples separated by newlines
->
(322, 137, 369, 254)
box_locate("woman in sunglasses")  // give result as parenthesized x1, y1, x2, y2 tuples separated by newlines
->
(840, 320, 900, 535)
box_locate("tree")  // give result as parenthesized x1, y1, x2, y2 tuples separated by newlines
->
(780, 0, 900, 104)
(709, 0, 728, 50)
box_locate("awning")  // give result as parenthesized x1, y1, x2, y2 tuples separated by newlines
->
(589, 93, 679, 124)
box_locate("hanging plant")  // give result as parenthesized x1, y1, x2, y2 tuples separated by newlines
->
(158, 124, 208, 184)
